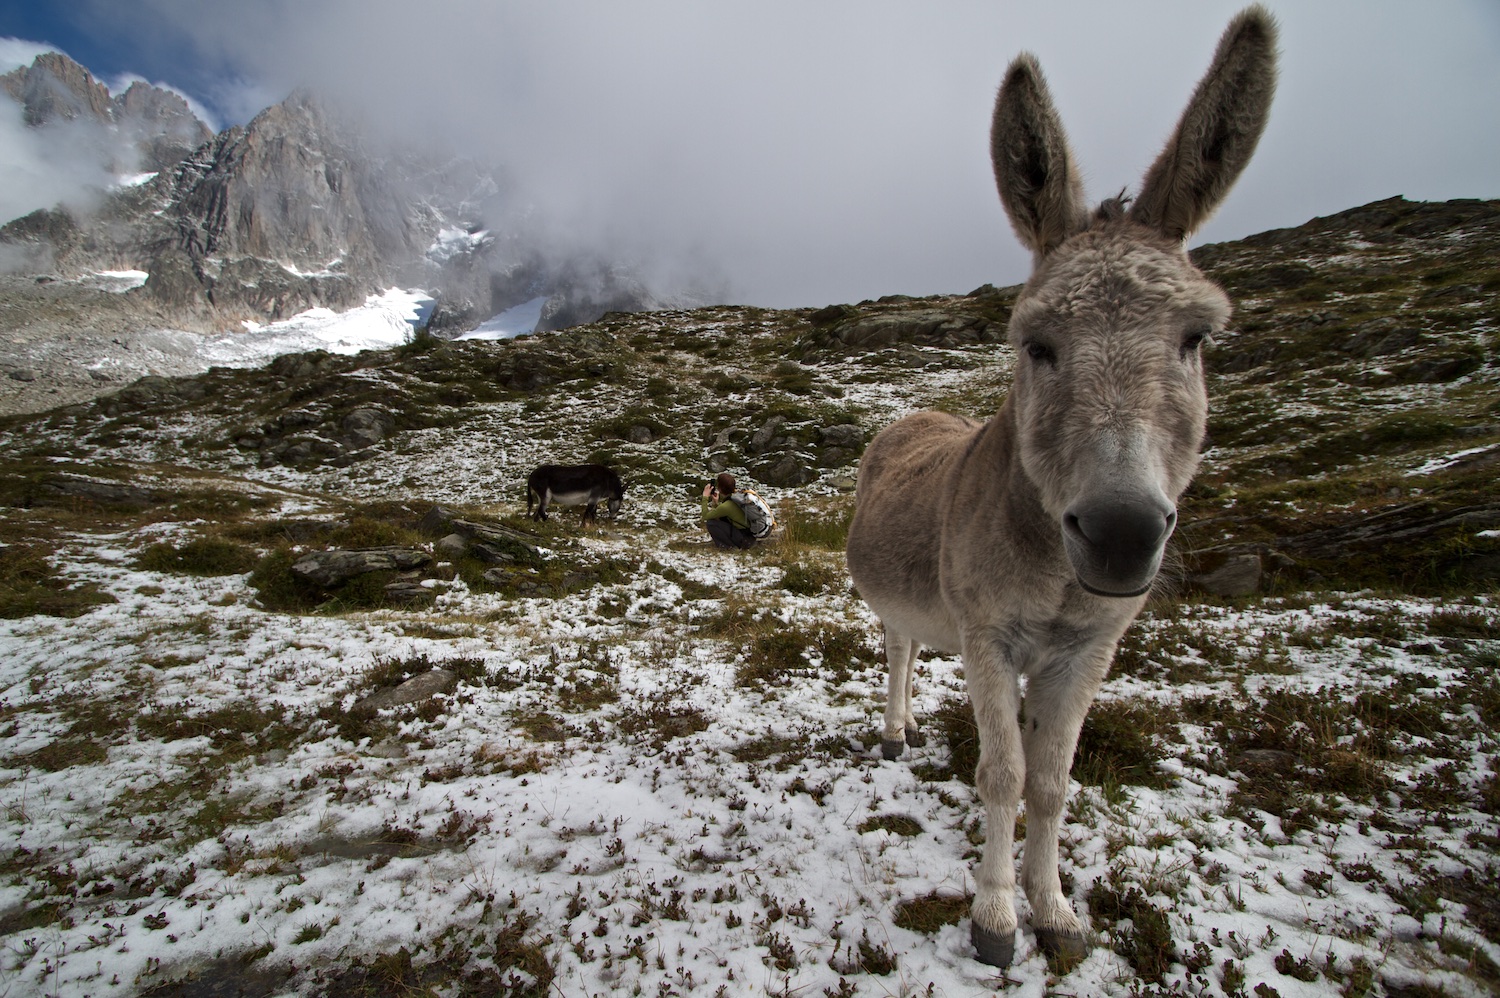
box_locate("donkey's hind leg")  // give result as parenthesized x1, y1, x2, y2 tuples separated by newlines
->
(881, 629, 921, 760)
(902, 648, 926, 748)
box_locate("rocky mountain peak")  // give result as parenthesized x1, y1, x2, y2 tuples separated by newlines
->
(113, 80, 214, 172)
(0, 51, 113, 126)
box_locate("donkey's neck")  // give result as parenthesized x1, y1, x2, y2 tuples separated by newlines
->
(957, 398, 1065, 567)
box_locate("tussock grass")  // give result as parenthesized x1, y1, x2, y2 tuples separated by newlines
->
(0, 542, 115, 618)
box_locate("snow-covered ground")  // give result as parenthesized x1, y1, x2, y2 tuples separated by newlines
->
(0, 487, 1494, 996)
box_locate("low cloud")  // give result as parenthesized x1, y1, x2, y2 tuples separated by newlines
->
(10, 3, 1500, 306)
(0, 98, 123, 233)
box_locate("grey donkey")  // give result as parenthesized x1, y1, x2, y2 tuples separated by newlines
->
(845, 6, 1277, 969)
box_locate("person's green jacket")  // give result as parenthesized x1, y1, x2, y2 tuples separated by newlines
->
(702, 496, 748, 529)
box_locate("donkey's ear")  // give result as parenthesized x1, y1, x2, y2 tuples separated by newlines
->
(1131, 5, 1278, 243)
(991, 53, 1090, 259)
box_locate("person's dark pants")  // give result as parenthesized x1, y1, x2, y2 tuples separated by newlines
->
(707, 519, 756, 550)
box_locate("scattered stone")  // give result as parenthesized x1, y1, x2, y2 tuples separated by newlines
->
(418, 505, 461, 537)
(1189, 553, 1263, 597)
(37, 473, 162, 508)
(342, 407, 394, 448)
(749, 415, 786, 454)
(1235, 749, 1297, 772)
(291, 547, 430, 586)
(436, 533, 468, 560)
(808, 303, 858, 326)
(762, 453, 816, 487)
(470, 541, 517, 565)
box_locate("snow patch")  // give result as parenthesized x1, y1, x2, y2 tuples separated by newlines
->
(1405, 442, 1500, 476)
(112, 171, 158, 188)
(279, 257, 345, 278)
(458, 296, 547, 340)
(86, 270, 149, 292)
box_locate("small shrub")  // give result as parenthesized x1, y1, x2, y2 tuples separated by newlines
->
(856, 814, 923, 837)
(135, 536, 259, 576)
(779, 561, 840, 596)
(892, 891, 970, 933)
(1073, 698, 1176, 790)
(1087, 880, 1176, 983)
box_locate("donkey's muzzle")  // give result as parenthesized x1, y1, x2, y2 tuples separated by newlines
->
(1062, 498, 1176, 598)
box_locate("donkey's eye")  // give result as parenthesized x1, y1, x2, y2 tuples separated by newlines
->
(1024, 340, 1056, 364)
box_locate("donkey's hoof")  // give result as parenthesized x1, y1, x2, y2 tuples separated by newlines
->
(880, 738, 905, 761)
(904, 724, 927, 749)
(970, 922, 1016, 968)
(1034, 928, 1090, 968)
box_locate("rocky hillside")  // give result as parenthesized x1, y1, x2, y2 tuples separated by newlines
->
(2, 194, 1496, 598)
(0, 52, 670, 336)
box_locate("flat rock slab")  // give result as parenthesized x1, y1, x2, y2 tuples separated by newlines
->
(355, 669, 458, 712)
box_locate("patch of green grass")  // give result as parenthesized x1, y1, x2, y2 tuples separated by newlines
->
(1073, 698, 1177, 790)
(614, 701, 709, 748)
(778, 561, 842, 596)
(912, 696, 981, 785)
(134, 536, 260, 576)
(1185, 684, 1395, 836)
(779, 506, 853, 551)
(729, 733, 813, 766)
(1087, 879, 1176, 984)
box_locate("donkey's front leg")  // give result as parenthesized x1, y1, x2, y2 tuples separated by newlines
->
(1018, 652, 1111, 962)
(964, 638, 1025, 967)
(880, 630, 922, 759)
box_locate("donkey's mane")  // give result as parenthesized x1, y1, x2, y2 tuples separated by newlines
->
(1090, 194, 1132, 226)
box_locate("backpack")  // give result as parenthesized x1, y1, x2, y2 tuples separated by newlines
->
(729, 488, 775, 540)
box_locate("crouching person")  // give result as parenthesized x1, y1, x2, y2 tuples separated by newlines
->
(702, 473, 755, 549)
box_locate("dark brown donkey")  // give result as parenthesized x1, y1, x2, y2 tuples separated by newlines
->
(846, 7, 1276, 969)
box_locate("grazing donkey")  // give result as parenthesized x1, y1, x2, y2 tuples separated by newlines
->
(845, 7, 1277, 968)
(526, 464, 625, 524)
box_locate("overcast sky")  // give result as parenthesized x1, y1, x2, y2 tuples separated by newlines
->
(2, 1, 1497, 307)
